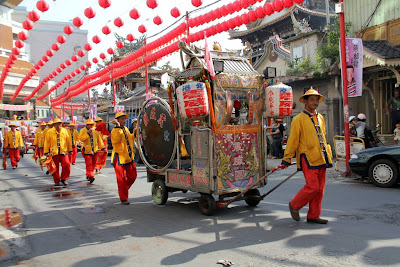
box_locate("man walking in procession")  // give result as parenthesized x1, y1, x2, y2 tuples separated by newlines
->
(281, 88, 333, 224)
(44, 118, 72, 186)
(33, 122, 47, 162)
(111, 112, 137, 205)
(4, 123, 23, 169)
(79, 118, 104, 184)
(94, 117, 109, 174)
(68, 123, 79, 165)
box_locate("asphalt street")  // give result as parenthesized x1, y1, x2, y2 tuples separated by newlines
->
(0, 154, 399, 266)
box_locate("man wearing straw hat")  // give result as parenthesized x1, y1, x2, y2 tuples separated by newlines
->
(111, 112, 137, 205)
(94, 116, 109, 174)
(281, 87, 333, 224)
(43, 120, 54, 174)
(79, 118, 105, 184)
(44, 118, 73, 186)
(68, 122, 79, 165)
(33, 122, 47, 162)
(4, 122, 24, 169)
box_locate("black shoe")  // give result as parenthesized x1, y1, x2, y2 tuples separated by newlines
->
(289, 202, 300, 221)
(72, 163, 75, 165)
(61, 180, 68, 186)
(89, 177, 95, 184)
(46, 170, 49, 175)
(121, 200, 130, 205)
(307, 218, 328, 224)
(54, 183, 60, 186)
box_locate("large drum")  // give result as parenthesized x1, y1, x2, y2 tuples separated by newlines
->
(265, 83, 293, 117)
(140, 102, 176, 167)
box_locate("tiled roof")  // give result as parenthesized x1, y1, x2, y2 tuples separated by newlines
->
(363, 40, 400, 59)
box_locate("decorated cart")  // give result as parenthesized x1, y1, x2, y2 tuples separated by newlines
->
(137, 42, 293, 215)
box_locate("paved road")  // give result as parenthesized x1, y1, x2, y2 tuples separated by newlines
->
(0, 154, 399, 266)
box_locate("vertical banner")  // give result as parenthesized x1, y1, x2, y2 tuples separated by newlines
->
(114, 105, 124, 113)
(89, 104, 97, 119)
(342, 38, 363, 97)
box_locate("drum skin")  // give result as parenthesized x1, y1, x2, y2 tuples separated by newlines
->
(140, 102, 175, 167)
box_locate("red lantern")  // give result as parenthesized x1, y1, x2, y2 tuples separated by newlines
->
(57, 35, 66, 44)
(51, 43, 60, 51)
(71, 55, 79, 62)
(255, 6, 266, 18)
(92, 35, 101, 44)
(84, 7, 96, 19)
(240, 13, 250, 24)
(60, 63, 66, 69)
(233, 100, 241, 109)
(129, 8, 140, 20)
(93, 57, 98, 64)
(107, 48, 114, 55)
(64, 25, 73, 35)
(99, 0, 111, 9)
(228, 18, 236, 29)
(192, 0, 202, 7)
(233, 1, 242, 12)
(56, 67, 62, 73)
(84, 43, 92, 51)
(226, 3, 234, 14)
(42, 55, 49, 62)
(80, 65, 86, 71)
(248, 10, 258, 21)
(52, 71, 57, 76)
(10, 54, 17, 61)
(28, 11, 40, 22)
(23, 20, 33, 31)
(76, 68, 81, 74)
(65, 59, 72, 66)
(99, 53, 106, 59)
(146, 0, 158, 9)
(71, 72, 76, 77)
(86, 61, 92, 67)
(138, 25, 147, 33)
(273, 0, 283, 12)
(36, 0, 49, 12)
(283, 0, 293, 8)
(294, 0, 304, 4)
(114, 17, 124, 27)
(73, 17, 83, 28)
(15, 40, 24, 48)
(38, 60, 45, 67)
(264, 2, 274, 15)
(102, 25, 111, 35)
(77, 50, 85, 57)
(153, 16, 162, 25)
(126, 34, 134, 42)
(220, 5, 229, 16)
(46, 50, 54, 57)
(12, 47, 20, 55)
(240, 0, 250, 8)
(18, 31, 28, 41)
(116, 41, 124, 49)
(234, 16, 242, 27)
(171, 7, 180, 18)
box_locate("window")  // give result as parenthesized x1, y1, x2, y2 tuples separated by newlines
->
(292, 45, 303, 63)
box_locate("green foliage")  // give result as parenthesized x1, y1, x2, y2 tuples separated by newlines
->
(286, 57, 317, 75)
(316, 16, 352, 68)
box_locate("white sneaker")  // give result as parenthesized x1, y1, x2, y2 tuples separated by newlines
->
(12, 166, 16, 169)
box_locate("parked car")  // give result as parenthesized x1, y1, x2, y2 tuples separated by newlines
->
(349, 145, 400, 187)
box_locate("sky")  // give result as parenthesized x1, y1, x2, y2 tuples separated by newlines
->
(19, 0, 255, 72)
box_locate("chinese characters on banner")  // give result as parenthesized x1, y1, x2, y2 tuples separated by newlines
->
(114, 105, 124, 113)
(89, 104, 97, 119)
(342, 38, 363, 97)
(176, 82, 209, 119)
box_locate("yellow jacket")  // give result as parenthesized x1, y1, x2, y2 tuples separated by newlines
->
(44, 127, 72, 156)
(33, 128, 45, 148)
(79, 127, 104, 155)
(4, 130, 23, 149)
(111, 126, 135, 165)
(68, 129, 79, 147)
(282, 111, 333, 170)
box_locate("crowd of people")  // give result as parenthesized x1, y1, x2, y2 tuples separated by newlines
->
(2, 112, 138, 205)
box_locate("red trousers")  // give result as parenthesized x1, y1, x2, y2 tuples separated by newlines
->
(69, 146, 77, 164)
(52, 154, 71, 183)
(291, 157, 327, 219)
(8, 149, 21, 167)
(113, 159, 137, 201)
(37, 147, 44, 159)
(82, 153, 96, 178)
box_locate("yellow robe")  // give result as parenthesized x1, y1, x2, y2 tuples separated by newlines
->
(111, 126, 135, 165)
(79, 127, 104, 155)
(44, 127, 72, 156)
(33, 128, 45, 148)
(4, 130, 24, 149)
(68, 129, 80, 147)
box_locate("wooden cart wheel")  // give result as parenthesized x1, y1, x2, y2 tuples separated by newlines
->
(152, 179, 168, 205)
(199, 194, 216, 216)
(245, 189, 261, 207)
